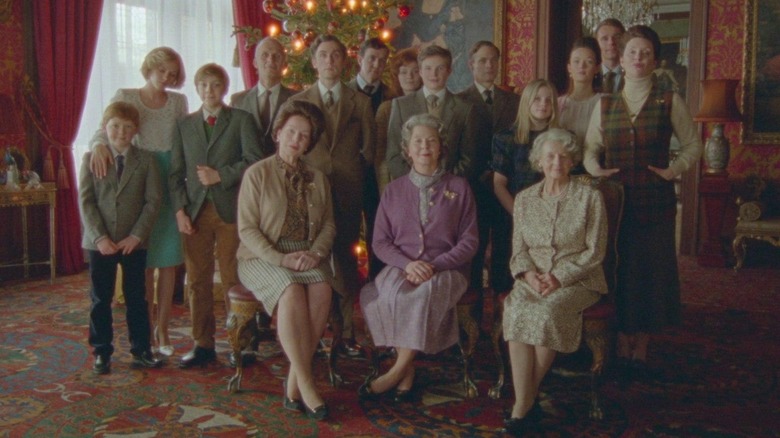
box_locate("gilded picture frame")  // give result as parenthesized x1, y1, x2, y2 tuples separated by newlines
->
(390, 0, 505, 93)
(742, 0, 780, 144)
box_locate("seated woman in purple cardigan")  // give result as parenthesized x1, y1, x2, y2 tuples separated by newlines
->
(359, 113, 479, 401)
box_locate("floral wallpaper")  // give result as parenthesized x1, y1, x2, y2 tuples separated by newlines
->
(707, 0, 780, 179)
(0, 0, 25, 151)
(504, 0, 537, 90)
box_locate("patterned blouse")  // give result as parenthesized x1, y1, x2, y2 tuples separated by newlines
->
(276, 155, 314, 241)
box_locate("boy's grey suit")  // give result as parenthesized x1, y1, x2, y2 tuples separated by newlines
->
(169, 106, 262, 224)
(79, 146, 161, 249)
(78, 145, 161, 360)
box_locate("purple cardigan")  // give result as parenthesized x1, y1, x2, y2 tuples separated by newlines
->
(372, 172, 479, 273)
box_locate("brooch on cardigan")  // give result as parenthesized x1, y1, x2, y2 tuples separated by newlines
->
(444, 190, 458, 200)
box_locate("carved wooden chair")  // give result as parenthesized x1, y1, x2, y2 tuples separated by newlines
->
(225, 284, 266, 393)
(225, 284, 346, 392)
(488, 175, 624, 420)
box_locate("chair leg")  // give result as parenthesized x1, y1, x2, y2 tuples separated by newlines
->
(456, 303, 479, 399)
(362, 328, 380, 381)
(488, 305, 506, 400)
(584, 318, 609, 420)
(327, 295, 344, 387)
(226, 300, 261, 393)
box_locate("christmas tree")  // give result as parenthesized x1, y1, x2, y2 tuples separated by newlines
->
(234, 0, 412, 87)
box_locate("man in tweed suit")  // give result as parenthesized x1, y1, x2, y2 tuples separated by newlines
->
(290, 35, 376, 356)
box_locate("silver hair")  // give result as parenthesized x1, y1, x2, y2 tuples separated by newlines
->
(400, 113, 448, 165)
(529, 128, 582, 170)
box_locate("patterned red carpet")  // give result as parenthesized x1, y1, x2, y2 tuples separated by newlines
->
(0, 255, 778, 437)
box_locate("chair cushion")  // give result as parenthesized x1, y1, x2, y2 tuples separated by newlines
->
(228, 284, 258, 302)
(458, 288, 480, 305)
(583, 301, 615, 319)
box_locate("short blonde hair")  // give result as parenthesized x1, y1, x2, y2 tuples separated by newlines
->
(101, 101, 140, 128)
(140, 47, 186, 89)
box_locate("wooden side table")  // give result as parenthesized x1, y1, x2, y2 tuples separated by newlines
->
(0, 183, 57, 281)
(697, 173, 730, 267)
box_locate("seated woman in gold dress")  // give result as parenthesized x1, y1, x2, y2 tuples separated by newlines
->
(502, 128, 608, 435)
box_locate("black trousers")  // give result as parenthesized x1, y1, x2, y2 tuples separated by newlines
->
(87, 249, 151, 358)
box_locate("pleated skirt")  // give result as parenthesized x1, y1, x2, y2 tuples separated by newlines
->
(360, 266, 467, 355)
(238, 239, 332, 314)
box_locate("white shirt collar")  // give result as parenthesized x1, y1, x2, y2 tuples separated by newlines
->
(356, 75, 379, 93)
(422, 87, 446, 101)
(202, 107, 221, 122)
(317, 81, 342, 103)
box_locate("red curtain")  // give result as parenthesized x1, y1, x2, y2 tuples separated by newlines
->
(232, 0, 272, 89)
(32, 0, 103, 274)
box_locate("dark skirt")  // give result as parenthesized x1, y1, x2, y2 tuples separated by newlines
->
(616, 208, 681, 333)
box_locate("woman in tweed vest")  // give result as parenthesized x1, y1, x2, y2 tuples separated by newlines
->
(583, 26, 702, 377)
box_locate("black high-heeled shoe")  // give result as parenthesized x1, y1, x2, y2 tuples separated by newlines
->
(393, 373, 417, 403)
(393, 387, 414, 403)
(303, 402, 328, 421)
(282, 379, 302, 412)
(503, 416, 531, 437)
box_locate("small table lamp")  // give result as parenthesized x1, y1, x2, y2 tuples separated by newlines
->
(693, 79, 742, 174)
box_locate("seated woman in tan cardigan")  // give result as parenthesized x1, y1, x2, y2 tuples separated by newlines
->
(236, 100, 335, 421)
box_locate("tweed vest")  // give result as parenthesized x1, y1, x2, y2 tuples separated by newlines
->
(601, 87, 676, 224)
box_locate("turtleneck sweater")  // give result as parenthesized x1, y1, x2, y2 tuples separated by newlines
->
(584, 75, 702, 177)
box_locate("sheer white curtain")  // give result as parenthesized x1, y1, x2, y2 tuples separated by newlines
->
(73, 0, 242, 165)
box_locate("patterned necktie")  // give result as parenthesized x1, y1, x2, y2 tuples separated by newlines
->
(324, 90, 334, 109)
(206, 115, 217, 126)
(116, 155, 124, 180)
(363, 84, 374, 96)
(427, 94, 439, 109)
(259, 90, 272, 128)
(604, 72, 616, 93)
(484, 89, 493, 105)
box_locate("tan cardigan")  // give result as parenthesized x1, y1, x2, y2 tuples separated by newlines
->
(236, 156, 336, 266)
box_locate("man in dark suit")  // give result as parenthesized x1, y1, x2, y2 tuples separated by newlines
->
(291, 35, 376, 356)
(386, 45, 486, 182)
(457, 41, 520, 310)
(594, 18, 626, 93)
(347, 37, 392, 112)
(230, 37, 294, 156)
(346, 37, 392, 281)
(169, 63, 262, 368)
